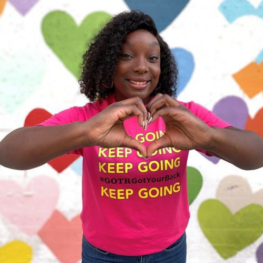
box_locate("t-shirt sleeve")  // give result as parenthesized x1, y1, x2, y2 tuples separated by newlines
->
(37, 107, 85, 155)
(180, 101, 232, 156)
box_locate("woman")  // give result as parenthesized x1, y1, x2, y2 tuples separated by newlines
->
(0, 11, 263, 263)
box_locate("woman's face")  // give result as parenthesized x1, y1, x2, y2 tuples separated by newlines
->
(113, 29, 161, 104)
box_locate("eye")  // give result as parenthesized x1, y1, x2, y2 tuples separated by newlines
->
(120, 53, 132, 59)
(149, 56, 159, 62)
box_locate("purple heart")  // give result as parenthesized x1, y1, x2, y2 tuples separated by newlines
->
(212, 96, 249, 129)
(256, 243, 263, 263)
(9, 0, 40, 16)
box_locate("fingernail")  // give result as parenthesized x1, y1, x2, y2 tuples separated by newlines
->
(142, 121, 145, 129)
(148, 117, 152, 124)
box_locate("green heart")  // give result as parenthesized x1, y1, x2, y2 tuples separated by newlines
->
(187, 166, 203, 205)
(42, 11, 112, 78)
(198, 199, 263, 259)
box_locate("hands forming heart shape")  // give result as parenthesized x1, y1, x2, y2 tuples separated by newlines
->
(85, 94, 214, 158)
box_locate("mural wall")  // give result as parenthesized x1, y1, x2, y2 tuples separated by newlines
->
(0, 0, 263, 262)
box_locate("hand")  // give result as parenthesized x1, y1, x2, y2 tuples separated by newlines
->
(146, 94, 214, 157)
(84, 97, 148, 157)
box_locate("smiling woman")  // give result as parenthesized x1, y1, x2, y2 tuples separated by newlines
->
(0, 10, 263, 263)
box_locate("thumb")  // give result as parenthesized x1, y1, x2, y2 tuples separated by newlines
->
(121, 135, 147, 158)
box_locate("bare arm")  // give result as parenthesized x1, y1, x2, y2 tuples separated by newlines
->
(206, 126, 263, 170)
(0, 123, 87, 170)
(146, 94, 263, 170)
(0, 97, 148, 170)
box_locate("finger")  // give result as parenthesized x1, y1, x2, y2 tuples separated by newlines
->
(147, 95, 180, 120)
(118, 97, 148, 128)
(146, 136, 174, 157)
(121, 135, 147, 157)
(115, 105, 147, 128)
(150, 106, 188, 123)
(147, 93, 163, 108)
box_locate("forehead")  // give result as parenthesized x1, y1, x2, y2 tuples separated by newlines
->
(123, 29, 160, 48)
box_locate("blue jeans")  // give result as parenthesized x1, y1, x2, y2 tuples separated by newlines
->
(82, 233, 186, 263)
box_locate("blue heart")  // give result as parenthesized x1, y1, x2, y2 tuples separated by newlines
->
(219, 0, 263, 23)
(171, 48, 195, 96)
(124, 0, 190, 32)
(70, 157, 83, 176)
(256, 49, 263, 64)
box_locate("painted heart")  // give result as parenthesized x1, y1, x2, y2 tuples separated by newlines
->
(216, 175, 263, 213)
(232, 61, 263, 98)
(9, 0, 40, 15)
(256, 49, 263, 63)
(171, 48, 195, 96)
(38, 210, 82, 263)
(42, 11, 111, 79)
(0, 176, 59, 236)
(212, 96, 249, 129)
(70, 157, 83, 176)
(187, 166, 203, 205)
(257, 243, 263, 263)
(198, 199, 263, 259)
(0, 240, 33, 263)
(0, 0, 7, 15)
(245, 107, 263, 138)
(0, 50, 45, 114)
(219, 0, 263, 23)
(24, 108, 80, 172)
(124, 0, 190, 32)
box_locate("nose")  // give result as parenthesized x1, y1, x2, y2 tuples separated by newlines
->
(133, 57, 148, 73)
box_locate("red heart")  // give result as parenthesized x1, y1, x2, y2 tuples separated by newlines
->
(24, 108, 79, 173)
(38, 210, 82, 263)
(245, 107, 263, 138)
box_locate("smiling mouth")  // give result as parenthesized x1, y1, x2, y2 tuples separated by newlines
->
(128, 80, 150, 89)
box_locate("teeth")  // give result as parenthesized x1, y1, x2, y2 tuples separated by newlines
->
(130, 80, 147, 84)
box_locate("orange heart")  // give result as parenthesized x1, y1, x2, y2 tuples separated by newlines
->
(232, 61, 263, 98)
(245, 107, 263, 138)
(0, 0, 7, 15)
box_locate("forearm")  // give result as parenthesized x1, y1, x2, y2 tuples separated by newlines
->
(0, 122, 87, 170)
(206, 127, 263, 170)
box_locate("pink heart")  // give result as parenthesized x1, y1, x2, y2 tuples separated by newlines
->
(0, 176, 59, 235)
(38, 210, 82, 263)
(9, 0, 40, 15)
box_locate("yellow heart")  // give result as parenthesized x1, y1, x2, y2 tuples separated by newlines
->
(0, 241, 33, 263)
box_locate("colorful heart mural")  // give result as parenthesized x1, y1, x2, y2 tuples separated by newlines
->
(232, 61, 263, 98)
(9, 0, 40, 16)
(0, 0, 6, 15)
(0, 241, 33, 263)
(0, 51, 45, 114)
(24, 108, 80, 172)
(171, 48, 195, 96)
(0, 176, 59, 235)
(245, 107, 263, 138)
(124, 0, 190, 32)
(38, 210, 82, 263)
(219, 0, 263, 23)
(187, 166, 203, 205)
(216, 175, 263, 213)
(198, 199, 263, 259)
(42, 11, 112, 78)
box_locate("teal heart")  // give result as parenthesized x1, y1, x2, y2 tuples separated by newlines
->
(42, 11, 112, 79)
(0, 50, 45, 113)
(198, 199, 263, 259)
(187, 166, 203, 205)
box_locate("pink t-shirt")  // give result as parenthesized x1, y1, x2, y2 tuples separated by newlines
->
(39, 94, 230, 256)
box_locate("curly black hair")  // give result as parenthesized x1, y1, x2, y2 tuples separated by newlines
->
(79, 10, 178, 101)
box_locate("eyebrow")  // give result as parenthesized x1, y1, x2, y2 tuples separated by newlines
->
(124, 40, 160, 47)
